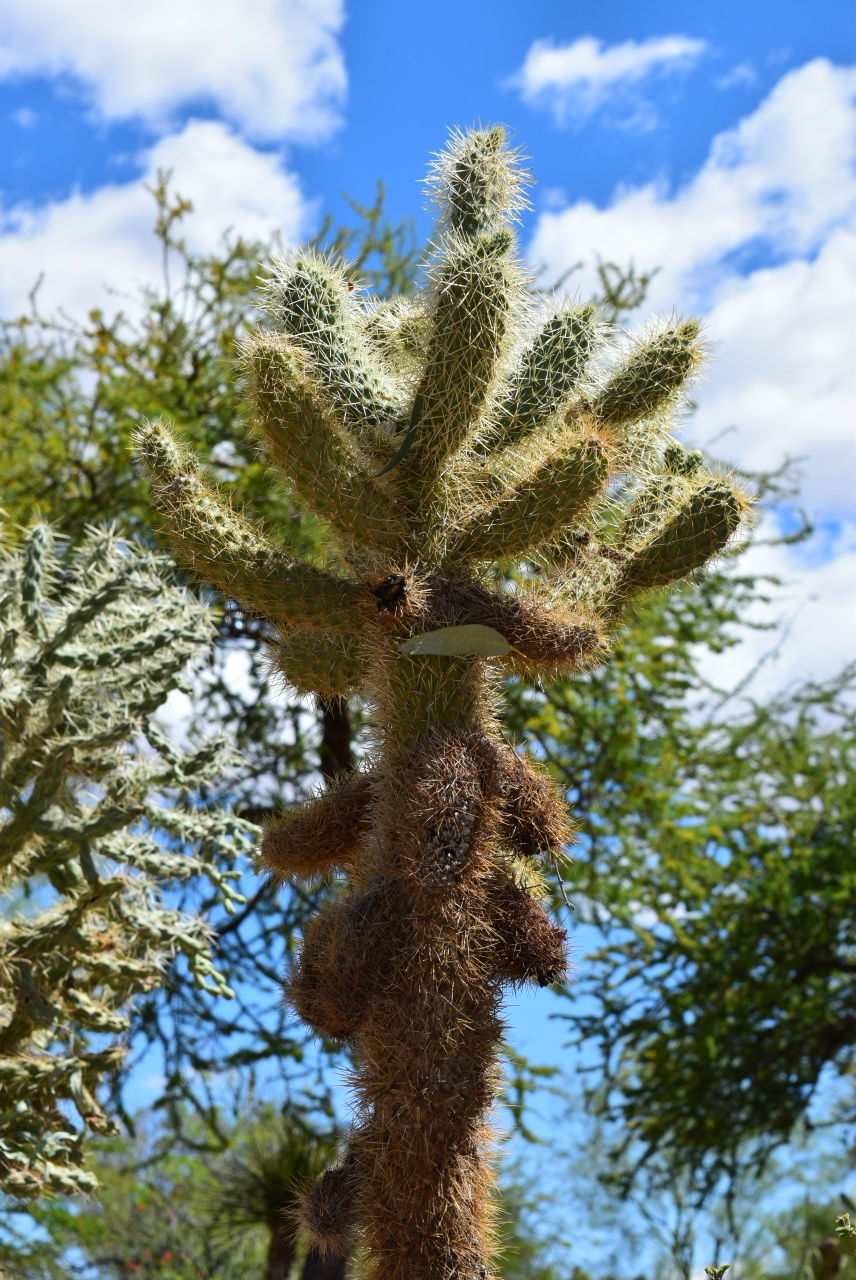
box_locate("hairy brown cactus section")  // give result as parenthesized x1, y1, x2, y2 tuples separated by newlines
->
(139, 125, 750, 1278)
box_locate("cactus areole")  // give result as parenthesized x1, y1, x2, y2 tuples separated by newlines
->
(138, 127, 749, 1278)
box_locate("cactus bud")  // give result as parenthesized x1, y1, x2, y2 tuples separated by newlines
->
(663, 439, 705, 477)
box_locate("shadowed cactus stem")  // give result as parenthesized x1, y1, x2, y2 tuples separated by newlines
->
(138, 124, 750, 1279)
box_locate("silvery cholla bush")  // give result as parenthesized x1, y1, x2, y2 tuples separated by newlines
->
(0, 526, 252, 1198)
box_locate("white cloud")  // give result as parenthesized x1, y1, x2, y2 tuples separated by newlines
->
(529, 59, 856, 515)
(0, 0, 346, 141)
(0, 120, 310, 319)
(11, 105, 36, 127)
(693, 229, 856, 514)
(527, 58, 856, 691)
(509, 34, 707, 128)
(715, 61, 758, 90)
(701, 519, 856, 702)
(531, 60, 856, 309)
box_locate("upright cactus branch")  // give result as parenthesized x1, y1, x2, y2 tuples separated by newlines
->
(139, 125, 750, 1279)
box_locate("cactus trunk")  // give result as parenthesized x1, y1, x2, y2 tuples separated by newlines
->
(353, 661, 500, 1275)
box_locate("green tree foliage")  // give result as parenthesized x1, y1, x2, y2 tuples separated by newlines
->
(0, 179, 421, 1138)
(0, 526, 250, 1198)
(506, 575, 856, 1200)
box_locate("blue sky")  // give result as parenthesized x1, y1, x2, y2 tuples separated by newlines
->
(2, 3, 854, 1270)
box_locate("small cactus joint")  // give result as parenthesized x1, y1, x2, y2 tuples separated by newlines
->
(138, 124, 751, 1278)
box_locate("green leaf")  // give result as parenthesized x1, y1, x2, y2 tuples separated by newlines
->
(398, 623, 512, 657)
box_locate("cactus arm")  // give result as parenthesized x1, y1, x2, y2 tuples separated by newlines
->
(485, 871, 568, 987)
(586, 319, 703, 430)
(426, 124, 531, 239)
(477, 739, 573, 861)
(286, 881, 399, 1042)
(261, 252, 403, 444)
(611, 478, 744, 604)
(240, 333, 406, 551)
(484, 304, 601, 452)
(136, 419, 362, 632)
(359, 297, 429, 375)
(434, 578, 609, 676)
(299, 1148, 360, 1260)
(273, 629, 362, 699)
(259, 770, 374, 884)
(404, 227, 524, 478)
(451, 432, 611, 561)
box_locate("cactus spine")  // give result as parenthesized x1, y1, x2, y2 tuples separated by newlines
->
(139, 126, 750, 1279)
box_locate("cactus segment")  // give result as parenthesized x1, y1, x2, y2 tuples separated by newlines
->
(407, 227, 524, 475)
(360, 297, 429, 373)
(589, 320, 702, 429)
(617, 473, 692, 552)
(477, 740, 573, 860)
(487, 304, 600, 451)
(299, 1150, 361, 1258)
(137, 419, 362, 632)
(453, 434, 610, 561)
(273, 628, 362, 699)
(485, 872, 568, 987)
(618, 480, 743, 595)
(260, 770, 374, 884)
(261, 252, 402, 439)
(287, 881, 401, 1044)
(240, 333, 405, 550)
(426, 124, 531, 239)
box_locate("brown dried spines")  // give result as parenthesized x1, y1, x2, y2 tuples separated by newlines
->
(287, 881, 399, 1043)
(401, 731, 496, 892)
(476, 740, 572, 860)
(260, 771, 374, 884)
(299, 1148, 360, 1258)
(485, 873, 568, 988)
(435, 578, 609, 677)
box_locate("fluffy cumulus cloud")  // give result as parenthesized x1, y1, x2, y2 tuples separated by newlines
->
(530, 59, 856, 514)
(509, 34, 707, 128)
(528, 58, 856, 690)
(702, 519, 856, 703)
(0, 0, 345, 141)
(0, 120, 309, 319)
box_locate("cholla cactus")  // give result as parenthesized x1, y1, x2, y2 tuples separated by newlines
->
(138, 126, 749, 1278)
(0, 526, 250, 1199)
